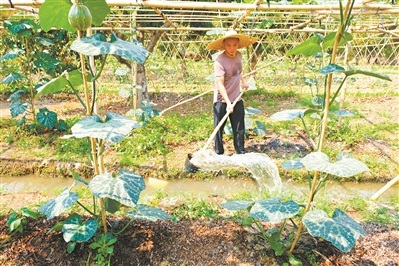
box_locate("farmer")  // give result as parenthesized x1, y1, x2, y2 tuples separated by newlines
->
(207, 30, 258, 155)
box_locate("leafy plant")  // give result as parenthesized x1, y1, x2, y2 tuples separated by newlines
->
(1, 20, 67, 130)
(221, 198, 299, 256)
(6, 207, 41, 233)
(89, 233, 117, 266)
(268, 0, 392, 255)
(33, 0, 170, 256)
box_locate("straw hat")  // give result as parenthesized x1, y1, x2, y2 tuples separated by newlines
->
(207, 29, 258, 50)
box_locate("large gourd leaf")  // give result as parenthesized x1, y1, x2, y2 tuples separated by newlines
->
(127, 205, 171, 221)
(286, 36, 322, 57)
(39, 0, 75, 32)
(303, 209, 366, 252)
(301, 152, 370, 177)
(270, 109, 305, 121)
(39, 0, 110, 32)
(62, 112, 140, 143)
(89, 169, 146, 207)
(221, 200, 253, 211)
(36, 70, 91, 97)
(38, 189, 78, 219)
(62, 214, 98, 243)
(71, 33, 149, 64)
(249, 197, 300, 223)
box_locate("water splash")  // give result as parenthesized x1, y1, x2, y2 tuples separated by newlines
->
(190, 149, 282, 195)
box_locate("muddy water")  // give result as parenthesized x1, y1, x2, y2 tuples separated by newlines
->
(1, 175, 398, 200)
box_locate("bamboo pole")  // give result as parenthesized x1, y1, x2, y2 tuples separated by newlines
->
(1, 0, 397, 12)
(231, 0, 263, 30)
(142, 0, 177, 29)
(371, 175, 399, 200)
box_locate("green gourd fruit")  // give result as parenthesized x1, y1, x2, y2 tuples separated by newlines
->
(68, 3, 92, 31)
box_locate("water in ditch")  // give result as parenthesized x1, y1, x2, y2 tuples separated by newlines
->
(1, 173, 398, 201)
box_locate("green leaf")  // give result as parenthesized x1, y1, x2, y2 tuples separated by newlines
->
(245, 117, 253, 129)
(322, 31, 353, 50)
(127, 205, 171, 221)
(7, 215, 22, 233)
(67, 241, 77, 253)
(84, 0, 110, 26)
(34, 52, 60, 69)
(62, 112, 141, 143)
(245, 107, 262, 115)
(89, 169, 146, 207)
(104, 198, 121, 214)
(57, 119, 68, 131)
(9, 99, 28, 118)
(36, 73, 68, 97)
(303, 77, 317, 86)
(4, 20, 39, 34)
(303, 209, 366, 252)
(36, 70, 92, 98)
(21, 207, 39, 220)
(286, 36, 322, 57)
(334, 110, 355, 117)
(220, 200, 253, 211)
(39, 0, 75, 32)
(70, 169, 89, 186)
(270, 109, 305, 121)
(35, 37, 54, 46)
(281, 158, 304, 170)
(344, 69, 391, 81)
(62, 214, 98, 243)
(37, 107, 58, 129)
(69, 69, 93, 86)
(47, 221, 65, 234)
(39, 0, 109, 32)
(254, 121, 266, 136)
(2, 73, 21, 84)
(300, 152, 370, 177)
(249, 197, 300, 223)
(70, 33, 149, 64)
(38, 189, 79, 219)
(318, 64, 345, 75)
(0, 49, 24, 60)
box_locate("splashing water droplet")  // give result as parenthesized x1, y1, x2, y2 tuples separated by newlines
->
(190, 149, 282, 195)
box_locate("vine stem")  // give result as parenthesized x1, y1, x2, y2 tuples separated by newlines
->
(77, 29, 106, 233)
(289, 0, 352, 253)
(25, 37, 36, 123)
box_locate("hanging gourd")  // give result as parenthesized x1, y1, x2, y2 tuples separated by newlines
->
(68, 1, 92, 31)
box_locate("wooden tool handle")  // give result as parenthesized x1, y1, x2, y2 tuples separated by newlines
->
(202, 90, 245, 150)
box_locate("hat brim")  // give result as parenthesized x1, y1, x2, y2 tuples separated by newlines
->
(207, 34, 258, 50)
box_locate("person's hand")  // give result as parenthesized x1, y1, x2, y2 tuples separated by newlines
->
(226, 103, 234, 114)
(241, 81, 249, 91)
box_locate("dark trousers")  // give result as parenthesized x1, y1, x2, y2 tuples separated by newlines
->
(213, 100, 246, 155)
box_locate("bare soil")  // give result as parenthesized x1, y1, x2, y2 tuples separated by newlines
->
(1, 92, 399, 265)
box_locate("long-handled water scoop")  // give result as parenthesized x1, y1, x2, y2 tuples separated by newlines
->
(161, 56, 285, 116)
